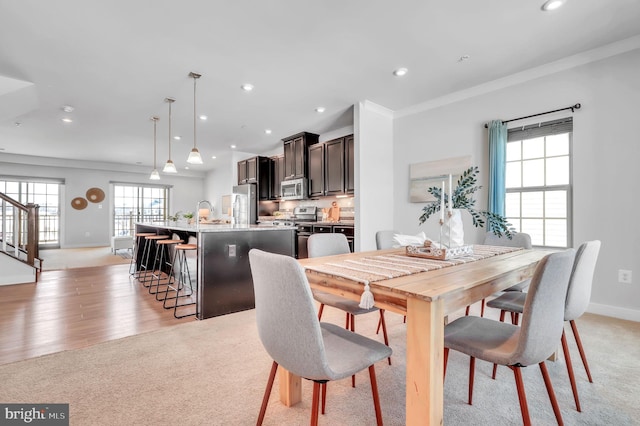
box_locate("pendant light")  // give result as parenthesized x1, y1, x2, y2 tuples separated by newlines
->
(163, 97, 177, 173)
(187, 72, 203, 164)
(149, 116, 160, 180)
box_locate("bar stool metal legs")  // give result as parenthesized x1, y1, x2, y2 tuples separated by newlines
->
(130, 232, 155, 276)
(138, 235, 169, 286)
(149, 238, 183, 296)
(161, 243, 197, 318)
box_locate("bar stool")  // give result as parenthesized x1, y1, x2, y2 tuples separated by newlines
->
(149, 238, 183, 296)
(138, 234, 170, 286)
(129, 232, 156, 276)
(162, 243, 197, 318)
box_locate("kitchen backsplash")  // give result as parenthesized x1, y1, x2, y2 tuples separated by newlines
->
(276, 198, 355, 221)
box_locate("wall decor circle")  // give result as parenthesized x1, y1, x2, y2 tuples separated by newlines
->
(86, 187, 105, 203)
(71, 197, 88, 210)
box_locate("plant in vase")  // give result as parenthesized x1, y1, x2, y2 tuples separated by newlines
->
(418, 166, 513, 245)
(167, 211, 182, 222)
(182, 211, 194, 224)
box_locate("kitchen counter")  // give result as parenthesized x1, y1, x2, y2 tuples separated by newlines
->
(139, 221, 297, 232)
(134, 222, 296, 319)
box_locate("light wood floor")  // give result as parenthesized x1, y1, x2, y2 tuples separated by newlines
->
(0, 264, 194, 365)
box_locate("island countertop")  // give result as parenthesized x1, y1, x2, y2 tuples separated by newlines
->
(136, 221, 296, 233)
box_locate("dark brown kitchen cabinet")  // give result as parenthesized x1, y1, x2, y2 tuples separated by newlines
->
(308, 143, 324, 197)
(237, 156, 271, 200)
(282, 132, 319, 180)
(270, 155, 285, 200)
(324, 138, 345, 195)
(345, 135, 354, 194)
(307, 135, 353, 197)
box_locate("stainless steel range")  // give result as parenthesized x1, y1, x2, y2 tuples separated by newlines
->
(292, 206, 317, 259)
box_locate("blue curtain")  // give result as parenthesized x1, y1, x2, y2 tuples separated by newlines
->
(488, 120, 507, 217)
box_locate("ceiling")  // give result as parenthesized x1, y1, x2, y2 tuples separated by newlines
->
(1, 0, 640, 173)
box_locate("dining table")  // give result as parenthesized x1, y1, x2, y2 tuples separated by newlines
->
(288, 245, 553, 425)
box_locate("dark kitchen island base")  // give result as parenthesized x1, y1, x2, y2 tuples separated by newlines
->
(135, 223, 296, 320)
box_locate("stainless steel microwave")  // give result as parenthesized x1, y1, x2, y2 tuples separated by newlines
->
(281, 178, 308, 200)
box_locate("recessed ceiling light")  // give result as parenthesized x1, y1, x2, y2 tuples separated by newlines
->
(265, 129, 272, 134)
(62, 105, 74, 113)
(541, 0, 566, 11)
(185, 166, 190, 170)
(211, 155, 217, 159)
(174, 135, 181, 141)
(230, 144, 236, 149)
(61, 118, 73, 123)
(315, 107, 325, 113)
(393, 67, 408, 77)
(199, 115, 208, 120)
(241, 84, 254, 92)
(458, 55, 470, 62)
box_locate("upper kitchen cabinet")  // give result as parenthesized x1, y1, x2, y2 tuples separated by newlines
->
(344, 134, 354, 194)
(270, 154, 285, 200)
(283, 132, 319, 180)
(308, 135, 354, 197)
(237, 156, 271, 200)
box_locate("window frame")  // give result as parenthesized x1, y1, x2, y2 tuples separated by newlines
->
(504, 118, 573, 249)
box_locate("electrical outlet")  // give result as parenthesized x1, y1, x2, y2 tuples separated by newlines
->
(618, 269, 632, 284)
(228, 244, 236, 257)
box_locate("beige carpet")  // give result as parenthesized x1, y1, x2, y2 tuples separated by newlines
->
(1, 307, 639, 425)
(39, 247, 131, 271)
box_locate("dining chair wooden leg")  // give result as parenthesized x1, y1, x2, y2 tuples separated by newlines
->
(350, 313, 356, 388)
(480, 299, 486, 317)
(321, 382, 327, 415)
(499, 310, 506, 322)
(465, 305, 471, 316)
(539, 361, 565, 425)
(311, 381, 321, 426)
(468, 356, 476, 405)
(492, 311, 507, 379)
(511, 366, 532, 426)
(570, 319, 593, 383)
(378, 310, 391, 365)
(345, 312, 350, 329)
(317, 304, 325, 321)
(444, 347, 449, 381)
(368, 365, 383, 426)
(561, 329, 581, 412)
(376, 316, 382, 334)
(257, 361, 278, 426)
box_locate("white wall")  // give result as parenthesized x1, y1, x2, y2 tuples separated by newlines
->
(392, 48, 640, 321)
(0, 155, 205, 248)
(355, 101, 395, 251)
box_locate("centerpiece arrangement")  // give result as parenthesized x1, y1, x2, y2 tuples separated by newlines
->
(418, 166, 513, 250)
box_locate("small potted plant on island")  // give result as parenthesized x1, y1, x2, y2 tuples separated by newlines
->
(182, 211, 194, 224)
(418, 166, 513, 247)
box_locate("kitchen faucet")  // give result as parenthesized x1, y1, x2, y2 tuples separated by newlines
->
(196, 200, 213, 229)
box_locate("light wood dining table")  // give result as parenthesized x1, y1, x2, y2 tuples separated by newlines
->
(288, 247, 552, 425)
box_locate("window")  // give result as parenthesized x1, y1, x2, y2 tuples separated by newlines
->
(113, 184, 169, 237)
(0, 178, 62, 247)
(505, 118, 572, 248)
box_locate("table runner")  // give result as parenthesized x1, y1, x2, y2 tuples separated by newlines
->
(304, 245, 522, 308)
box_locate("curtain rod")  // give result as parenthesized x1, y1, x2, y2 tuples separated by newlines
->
(484, 103, 581, 128)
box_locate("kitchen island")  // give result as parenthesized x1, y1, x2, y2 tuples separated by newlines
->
(135, 222, 296, 320)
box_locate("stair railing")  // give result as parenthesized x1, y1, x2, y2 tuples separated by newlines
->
(0, 192, 40, 269)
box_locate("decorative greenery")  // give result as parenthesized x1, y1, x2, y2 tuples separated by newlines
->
(182, 212, 194, 220)
(418, 166, 513, 238)
(167, 211, 182, 222)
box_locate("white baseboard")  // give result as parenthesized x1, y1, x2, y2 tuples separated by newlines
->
(588, 302, 640, 322)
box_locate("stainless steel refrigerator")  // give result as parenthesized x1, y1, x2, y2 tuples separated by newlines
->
(232, 183, 258, 225)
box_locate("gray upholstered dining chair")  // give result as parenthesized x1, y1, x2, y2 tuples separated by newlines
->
(249, 249, 392, 426)
(375, 230, 406, 329)
(444, 249, 576, 425)
(308, 233, 391, 380)
(466, 231, 533, 317)
(486, 240, 601, 412)
(375, 230, 398, 250)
